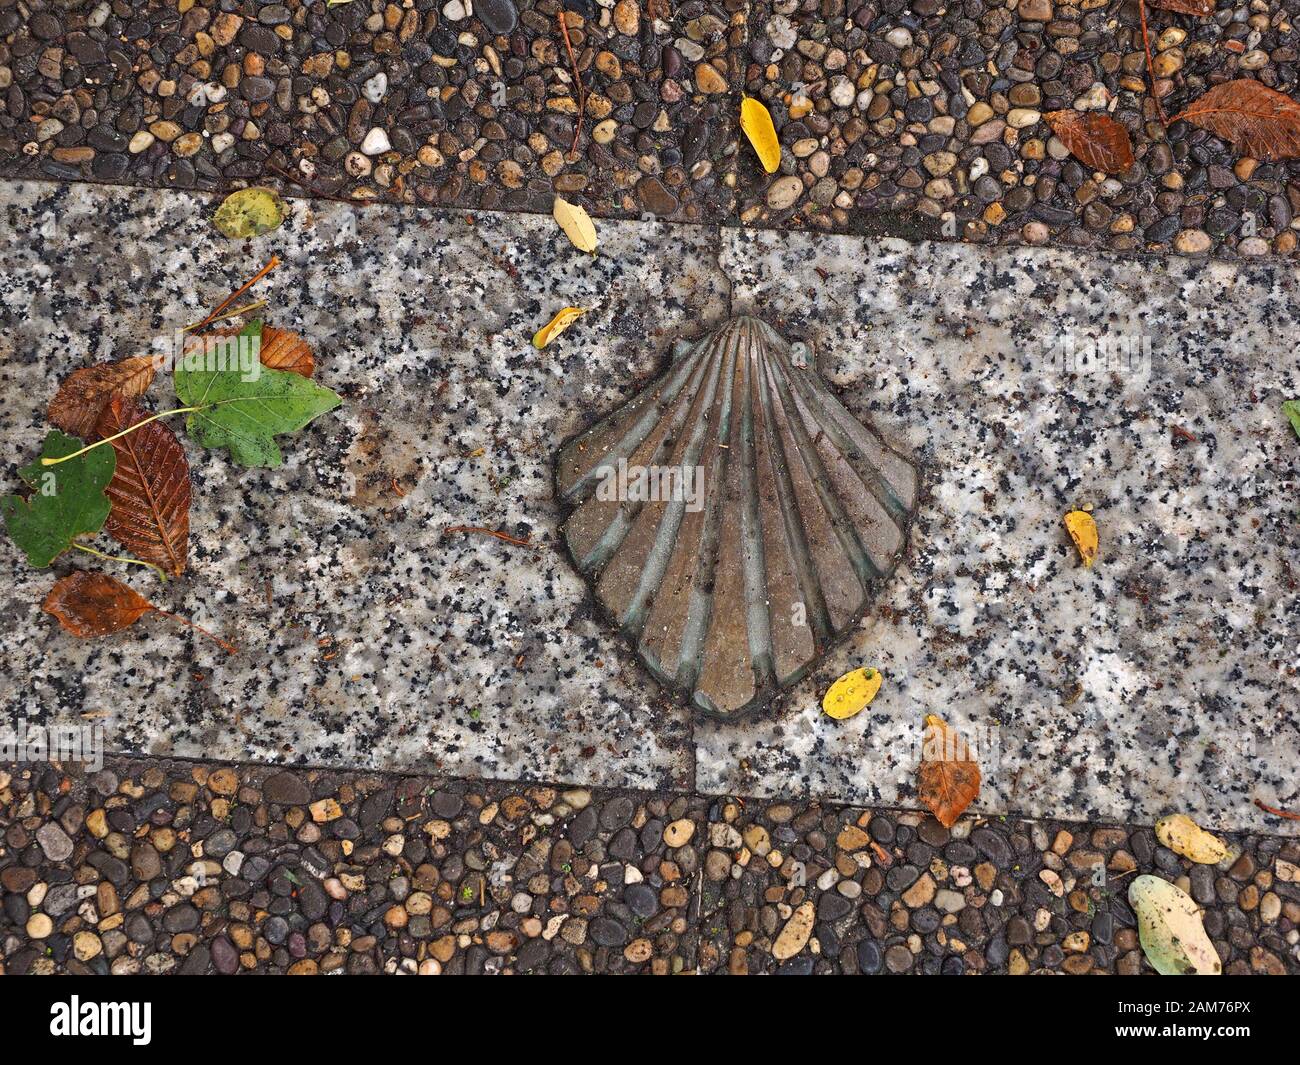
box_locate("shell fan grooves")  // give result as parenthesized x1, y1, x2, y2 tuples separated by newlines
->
(555, 316, 920, 720)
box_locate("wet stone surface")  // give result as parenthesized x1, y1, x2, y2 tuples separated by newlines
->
(1, 757, 1297, 974)
(2, 182, 1297, 831)
(736, 0, 1300, 259)
(0, 0, 741, 224)
(5, 0, 1300, 257)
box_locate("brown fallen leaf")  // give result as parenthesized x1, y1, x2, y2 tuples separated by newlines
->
(1044, 110, 1135, 174)
(47, 356, 157, 440)
(43, 571, 237, 652)
(44, 570, 154, 636)
(917, 714, 981, 828)
(258, 325, 315, 378)
(1172, 79, 1300, 161)
(96, 397, 191, 577)
(1149, 0, 1214, 13)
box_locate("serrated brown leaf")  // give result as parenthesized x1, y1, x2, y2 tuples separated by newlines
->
(1173, 79, 1300, 161)
(258, 325, 315, 378)
(95, 397, 191, 576)
(1149, 0, 1215, 13)
(43, 571, 155, 637)
(1044, 110, 1135, 174)
(917, 714, 982, 828)
(47, 356, 157, 440)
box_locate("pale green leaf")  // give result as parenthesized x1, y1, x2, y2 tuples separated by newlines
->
(174, 323, 341, 468)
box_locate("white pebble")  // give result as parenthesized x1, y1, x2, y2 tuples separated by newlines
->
(829, 76, 855, 108)
(360, 127, 392, 155)
(363, 72, 388, 104)
(765, 15, 797, 50)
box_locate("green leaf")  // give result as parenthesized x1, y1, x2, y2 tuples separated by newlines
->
(175, 323, 341, 467)
(1285, 399, 1300, 441)
(1, 430, 115, 567)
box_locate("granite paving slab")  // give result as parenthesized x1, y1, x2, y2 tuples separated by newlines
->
(697, 225, 1300, 833)
(0, 179, 1297, 836)
(0, 179, 735, 791)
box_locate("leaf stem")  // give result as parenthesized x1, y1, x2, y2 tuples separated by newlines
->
(42, 406, 203, 466)
(183, 300, 266, 332)
(557, 12, 586, 159)
(1138, 0, 1169, 127)
(189, 256, 281, 336)
(151, 608, 239, 655)
(444, 524, 534, 548)
(1254, 797, 1300, 821)
(72, 542, 168, 583)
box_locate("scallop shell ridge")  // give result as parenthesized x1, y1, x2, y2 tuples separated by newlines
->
(555, 316, 919, 718)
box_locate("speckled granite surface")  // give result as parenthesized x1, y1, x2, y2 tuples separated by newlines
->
(701, 229, 1300, 833)
(0, 180, 1296, 832)
(0, 180, 733, 793)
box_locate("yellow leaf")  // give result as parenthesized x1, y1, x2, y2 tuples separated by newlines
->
(1155, 814, 1230, 865)
(212, 187, 285, 239)
(533, 307, 585, 349)
(552, 196, 598, 253)
(740, 96, 781, 173)
(822, 667, 882, 720)
(1064, 509, 1098, 567)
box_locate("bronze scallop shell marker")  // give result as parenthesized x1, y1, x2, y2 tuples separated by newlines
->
(555, 317, 919, 718)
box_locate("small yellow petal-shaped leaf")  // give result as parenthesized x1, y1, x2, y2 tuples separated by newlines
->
(1155, 814, 1229, 865)
(213, 187, 286, 239)
(740, 96, 781, 173)
(533, 307, 585, 349)
(822, 667, 882, 720)
(552, 196, 598, 253)
(1064, 509, 1098, 567)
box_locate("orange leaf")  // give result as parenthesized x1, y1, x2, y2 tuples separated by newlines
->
(917, 714, 981, 828)
(43, 571, 155, 637)
(47, 356, 157, 440)
(258, 325, 315, 378)
(43, 570, 238, 652)
(1173, 79, 1300, 161)
(96, 397, 192, 577)
(1044, 111, 1135, 174)
(1149, 0, 1214, 13)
